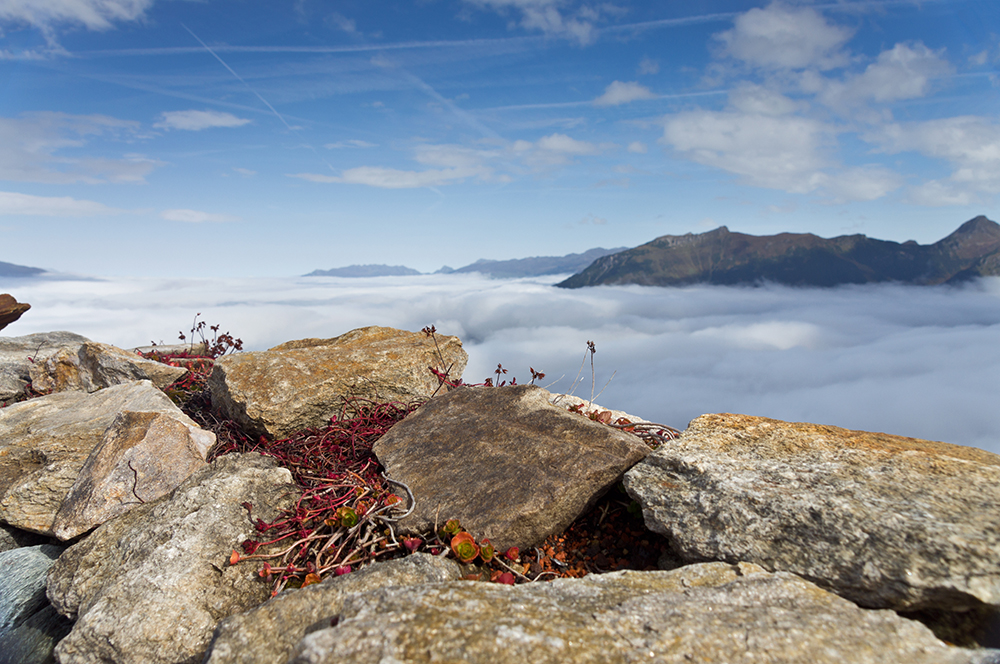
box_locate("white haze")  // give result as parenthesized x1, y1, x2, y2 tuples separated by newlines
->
(4, 273, 998, 454)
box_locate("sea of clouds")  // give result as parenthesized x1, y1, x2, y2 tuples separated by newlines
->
(4, 273, 998, 454)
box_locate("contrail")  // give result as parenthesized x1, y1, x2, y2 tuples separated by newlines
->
(181, 23, 294, 132)
(181, 23, 338, 173)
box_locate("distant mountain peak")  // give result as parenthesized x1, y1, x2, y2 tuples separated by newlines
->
(557, 216, 1000, 289)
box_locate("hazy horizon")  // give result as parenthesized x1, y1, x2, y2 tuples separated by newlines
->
(4, 272, 998, 455)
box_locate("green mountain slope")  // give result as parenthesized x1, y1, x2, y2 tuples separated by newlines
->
(556, 216, 1000, 289)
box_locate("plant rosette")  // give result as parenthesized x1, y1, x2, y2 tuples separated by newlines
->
(450, 532, 480, 563)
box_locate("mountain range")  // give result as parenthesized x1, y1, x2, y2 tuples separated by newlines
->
(556, 216, 1000, 289)
(0, 261, 45, 278)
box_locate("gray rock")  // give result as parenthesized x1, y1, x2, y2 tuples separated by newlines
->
(0, 380, 205, 537)
(47, 453, 299, 664)
(0, 524, 47, 553)
(204, 553, 462, 664)
(28, 341, 187, 394)
(0, 331, 90, 404)
(373, 384, 650, 551)
(50, 410, 215, 540)
(209, 326, 467, 439)
(0, 544, 72, 664)
(624, 413, 1000, 612)
(290, 561, 997, 664)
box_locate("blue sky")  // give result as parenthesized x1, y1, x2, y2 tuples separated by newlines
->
(1, 0, 998, 277)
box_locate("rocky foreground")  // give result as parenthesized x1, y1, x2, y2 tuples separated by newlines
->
(0, 324, 998, 663)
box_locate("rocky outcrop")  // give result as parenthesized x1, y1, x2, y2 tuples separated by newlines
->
(209, 326, 467, 439)
(0, 380, 211, 537)
(373, 384, 650, 551)
(51, 410, 216, 540)
(0, 524, 47, 554)
(29, 340, 187, 394)
(47, 453, 299, 664)
(0, 544, 72, 664)
(289, 561, 996, 664)
(0, 294, 30, 332)
(204, 553, 463, 664)
(624, 413, 1000, 613)
(0, 331, 89, 404)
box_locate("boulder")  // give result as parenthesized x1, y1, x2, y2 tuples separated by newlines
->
(204, 553, 462, 664)
(624, 413, 1000, 612)
(29, 341, 187, 394)
(0, 544, 72, 664)
(0, 294, 30, 332)
(51, 410, 216, 540)
(0, 380, 209, 537)
(373, 384, 650, 551)
(0, 524, 47, 553)
(47, 453, 299, 664)
(209, 326, 467, 439)
(0, 331, 90, 404)
(289, 561, 998, 664)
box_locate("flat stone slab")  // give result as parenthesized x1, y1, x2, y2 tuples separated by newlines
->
(210, 326, 468, 439)
(373, 384, 650, 550)
(0, 331, 90, 404)
(290, 562, 998, 664)
(29, 341, 187, 394)
(624, 413, 1000, 612)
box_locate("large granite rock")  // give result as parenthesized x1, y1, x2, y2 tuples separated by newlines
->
(373, 384, 650, 551)
(0, 331, 89, 404)
(47, 453, 299, 664)
(204, 553, 463, 664)
(0, 294, 30, 332)
(0, 544, 72, 664)
(624, 413, 1000, 612)
(0, 380, 210, 537)
(29, 340, 187, 394)
(51, 410, 216, 540)
(289, 561, 997, 664)
(209, 326, 468, 439)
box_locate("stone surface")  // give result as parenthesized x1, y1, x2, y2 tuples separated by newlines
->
(373, 384, 650, 550)
(0, 544, 72, 664)
(210, 326, 467, 439)
(50, 410, 216, 540)
(290, 561, 998, 664)
(0, 524, 47, 553)
(0, 331, 89, 404)
(0, 380, 208, 537)
(204, 553, 462, 664)
(29, 340, 187, 394)
(47, 453, 298, 664)
(549, 392, 650, 424)
(624, 413, 1000, 612)
(0, 294, 30, 332)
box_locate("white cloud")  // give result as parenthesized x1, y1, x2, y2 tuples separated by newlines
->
(866, 116, 1000, 206)
(627, 141, 646, 154)
(536, 133, 600, 155)
(0, 191, 129, 216)
(638, 57, 659, 75)
(290, 166, 485, 189)
(153, 110, 251, 131)
(663, 110, 833, 194)
(593, 81, 657, 107)
(816, 42, 952, 109)
(0, 112, 158, 184)
(716, 2, 852, 71)
(233, 168, 256, 177)
(160, 209, 241, 223)
(326, 11, 357, 33)
(464, 0, 598, 45)
(10, 274, 1000, 454)
(325, 140, 378, 149)
(0, 0, 153, 38)
(727, 83, 803, 116)
(819, 166, 903, 204)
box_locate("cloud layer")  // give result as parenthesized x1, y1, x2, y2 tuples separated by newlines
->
(5, 274, 998, 455)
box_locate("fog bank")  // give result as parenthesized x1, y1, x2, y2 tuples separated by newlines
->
(4, 273, 998, 454)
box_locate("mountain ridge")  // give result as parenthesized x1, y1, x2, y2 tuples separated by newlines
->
(556, 216, 1000, 289)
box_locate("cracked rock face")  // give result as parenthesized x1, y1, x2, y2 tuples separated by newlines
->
(209, 326, 467, 439)
(47, 453, 299, 664)
(289, 562, 996, 664)
(624, 413, 1000, 612)
(373, 384, 650, 551)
